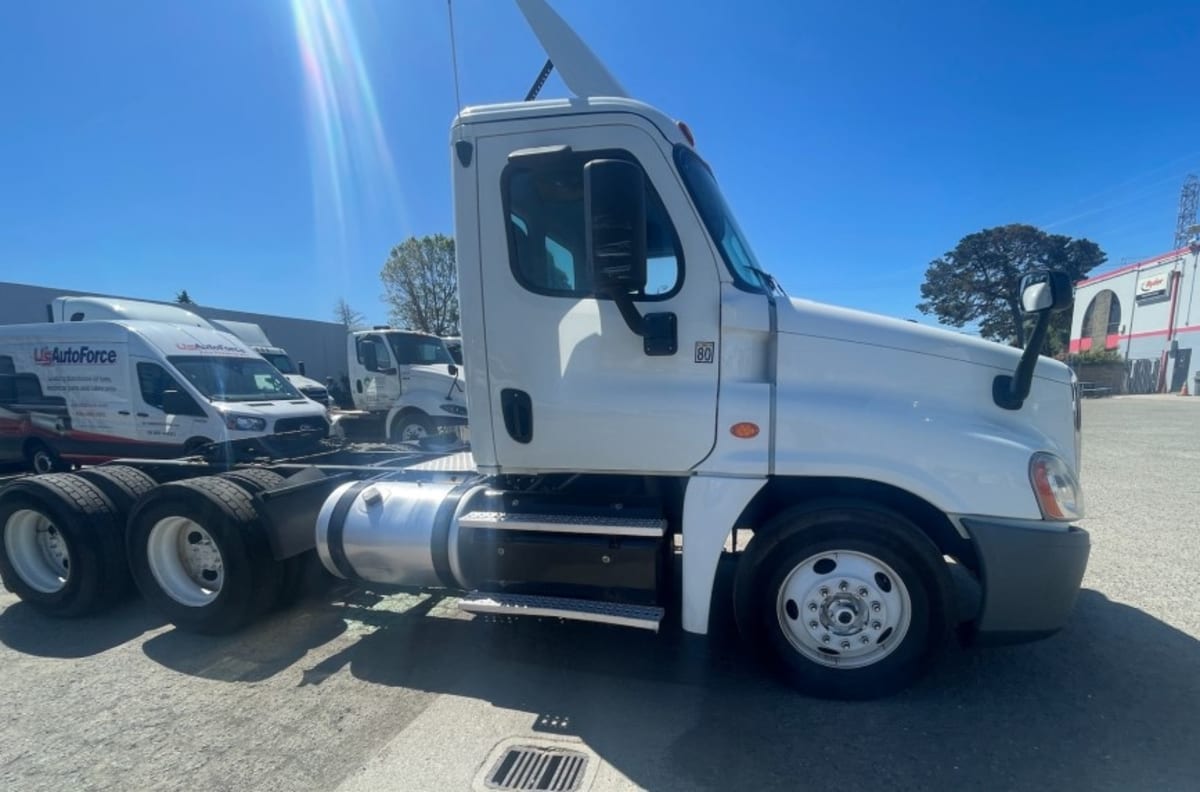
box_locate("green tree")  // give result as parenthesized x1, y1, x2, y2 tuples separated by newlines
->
(917, 224, 1106, 354)
(380, 234, 459, 336)
(333, 298, 365, 329)
(175, 289, 194, 305)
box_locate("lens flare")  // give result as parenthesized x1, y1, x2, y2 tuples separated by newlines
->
(289, 0, 407, 272)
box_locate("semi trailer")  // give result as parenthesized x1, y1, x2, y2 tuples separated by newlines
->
(0, 0, 1087, 699)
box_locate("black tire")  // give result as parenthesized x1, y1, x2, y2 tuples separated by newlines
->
(126, 476, 284, 634)
(0, 474, 127, 616)
(25, 440, 66, 474)
(734, 503, 954, 700)
(76, 465, 158, 516)
(390, 411, 433, 444)
(218, 468, 286, 494)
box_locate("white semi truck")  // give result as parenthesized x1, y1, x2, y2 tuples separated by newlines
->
(344, 328, 467, 442)
(0, 0, 1087, 699)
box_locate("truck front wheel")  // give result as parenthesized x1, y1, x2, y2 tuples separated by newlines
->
(735, 505, 953, 700)
(390, 411, 433, 443)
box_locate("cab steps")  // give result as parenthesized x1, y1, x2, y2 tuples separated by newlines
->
(457, 591, 665, 631)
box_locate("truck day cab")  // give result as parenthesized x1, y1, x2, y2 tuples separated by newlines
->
(0, 0, 1087, 699)
(345, 328, 467, 442)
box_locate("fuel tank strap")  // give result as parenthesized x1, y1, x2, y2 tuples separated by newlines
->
(326, 480, 372, 580)
(430, 480, 477, 589)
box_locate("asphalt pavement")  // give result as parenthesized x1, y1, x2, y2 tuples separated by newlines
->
(2, 395, 1198, 791)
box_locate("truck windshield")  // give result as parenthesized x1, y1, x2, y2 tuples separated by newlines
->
(260, 352, 297, 375)
(387, 334, 454, 366)
(168, 356, 303, 402)
(673, 144, 771, 293)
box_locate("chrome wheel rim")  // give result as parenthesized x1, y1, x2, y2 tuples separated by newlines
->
(776, 550, 912, 669)
(401, 422, 428, 442)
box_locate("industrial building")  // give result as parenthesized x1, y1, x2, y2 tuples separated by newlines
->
(1069, 243, 1200, 393)
(0, 281, 349, 386)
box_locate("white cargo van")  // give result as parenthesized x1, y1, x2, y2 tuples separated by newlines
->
(208, 319, 332, 406)
(346, 328, 467, 441)
(49, 297, 333, 407)
(0, 321, 329, 471)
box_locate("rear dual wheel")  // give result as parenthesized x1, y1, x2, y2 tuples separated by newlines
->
(127, 476, 283, 634)
(0, 474, 130, 616)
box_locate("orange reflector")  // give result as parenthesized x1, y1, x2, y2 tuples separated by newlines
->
(730, 422, 759, 439)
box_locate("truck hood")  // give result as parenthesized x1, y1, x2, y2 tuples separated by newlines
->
(776, 297, 1071, 384)
(408, 364, 466, 398)
(212, 399, 328, 421)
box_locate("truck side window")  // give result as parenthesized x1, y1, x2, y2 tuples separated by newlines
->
(356, 336, 392, 370)
(503, 149, 683, 300)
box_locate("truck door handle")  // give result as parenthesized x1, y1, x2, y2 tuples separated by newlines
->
(500, 388, 533, 444)
(117, 411, 131, 416)
(136, 412, 149, 418)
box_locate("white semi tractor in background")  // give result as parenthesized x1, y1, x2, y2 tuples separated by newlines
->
(0, 0, 1088, 699)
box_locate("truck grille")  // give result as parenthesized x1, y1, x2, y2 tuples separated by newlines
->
(300, 386, 329, 404)
(274, 416, 330, 436)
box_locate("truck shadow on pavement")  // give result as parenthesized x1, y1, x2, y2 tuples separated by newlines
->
(0, 597, 165, 658)
(135, 584, 1200, 791)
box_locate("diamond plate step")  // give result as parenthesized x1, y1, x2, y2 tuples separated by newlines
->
(458, 591, 664, 631)
(458, 511, 666, 538)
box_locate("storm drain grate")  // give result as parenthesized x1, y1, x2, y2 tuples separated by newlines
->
(484, 745, 589, 792)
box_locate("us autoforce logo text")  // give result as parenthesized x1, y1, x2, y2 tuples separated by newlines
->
(33, 345, 119, 366)
(176, 342, 247, 354)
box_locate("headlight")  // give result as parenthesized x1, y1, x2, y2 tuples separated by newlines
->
(440, 403, 468, 416)
(1029, 452, 1084, 521)
(225, 414, 267, 432)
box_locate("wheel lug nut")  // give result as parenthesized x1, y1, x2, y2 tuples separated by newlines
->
(819, 587, 829, 597)
(861, 636, 870, 644)
(872, 621, 881, 630)
(808, 602, 818, 612)
(809, 621, 819, 629)
(822, 634, 831, 644)
(840, 640, 851, 649)
(871, 601, 881, 612)
(857, 587, 869, 598)
(838, 580, 848, 591)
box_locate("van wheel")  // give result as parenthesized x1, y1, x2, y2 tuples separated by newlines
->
(0, 474, 127, 616)
(392, 412, 433, 443)
(734, 504, 953, 700)
(26, 441, 65, 474)
(126, 476, 283, 634)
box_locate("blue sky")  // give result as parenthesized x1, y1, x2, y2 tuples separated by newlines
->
(2, 0, 1198, 327)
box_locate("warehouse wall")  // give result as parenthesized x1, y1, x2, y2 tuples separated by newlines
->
(1070, 248, 1200, 393)
(0, 281, 350, 384)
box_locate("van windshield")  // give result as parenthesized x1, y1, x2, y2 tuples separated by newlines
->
(260, 352, 297, 375)
(168, 356, 302, 402)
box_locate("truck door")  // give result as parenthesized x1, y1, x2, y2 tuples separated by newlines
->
(473, 122, 723, 473)
(352, 334, 401, 413)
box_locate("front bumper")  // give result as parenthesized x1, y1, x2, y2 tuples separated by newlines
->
(962, 517, 1090, 645)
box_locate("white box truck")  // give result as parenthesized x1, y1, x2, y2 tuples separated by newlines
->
(0, 0, 1087, 699)
(0, 320, 329, 472)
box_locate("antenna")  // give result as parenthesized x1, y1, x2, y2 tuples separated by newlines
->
(525, 59, 554, 101)
(446, 0, 463, 115)
(1174, 174, 1199, 249)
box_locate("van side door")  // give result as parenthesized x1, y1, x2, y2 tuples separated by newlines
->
(133, 358, 212, 453)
